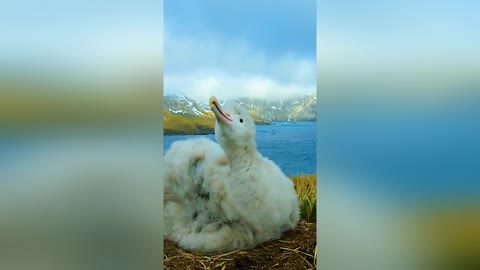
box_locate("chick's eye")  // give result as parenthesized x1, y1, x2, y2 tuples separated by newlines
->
(239, 119, 243, 123)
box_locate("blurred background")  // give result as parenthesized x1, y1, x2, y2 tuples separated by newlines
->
(317, 1, 479, 269)
(1, 1, 479, 270)
(0, 1, 163, 269)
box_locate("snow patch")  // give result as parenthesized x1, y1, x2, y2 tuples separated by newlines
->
(191, 107, 203, 115)
(169, 109, 184, 114)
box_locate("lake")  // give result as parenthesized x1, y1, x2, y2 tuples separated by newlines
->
(164, 121, 317, 177)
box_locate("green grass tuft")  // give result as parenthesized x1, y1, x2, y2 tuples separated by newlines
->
(291, 175, 316, 223)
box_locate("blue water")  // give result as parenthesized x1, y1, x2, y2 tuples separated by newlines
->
(164, 121, 317, 177)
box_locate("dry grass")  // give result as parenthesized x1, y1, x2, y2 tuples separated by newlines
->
(291, 175, 317, 223)
(164, 220, 316, 270)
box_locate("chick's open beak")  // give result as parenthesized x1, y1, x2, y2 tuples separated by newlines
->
(210, 96, 232, 130)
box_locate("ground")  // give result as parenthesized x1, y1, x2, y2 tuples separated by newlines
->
(164, 220, 317, 270)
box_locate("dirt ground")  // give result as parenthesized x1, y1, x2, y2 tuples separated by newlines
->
(164, 220, 317, 270)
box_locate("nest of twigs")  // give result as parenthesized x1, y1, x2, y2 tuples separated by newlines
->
(164, 220, 316, 270)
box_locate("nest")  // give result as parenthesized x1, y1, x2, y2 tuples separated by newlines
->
(164, 220, 316, 270)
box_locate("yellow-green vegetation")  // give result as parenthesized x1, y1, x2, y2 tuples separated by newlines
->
(248, 110, 271, 125)
(163, 109, 215, 135)
(291, 175, 316, 223)
(164, 110, 271, 135)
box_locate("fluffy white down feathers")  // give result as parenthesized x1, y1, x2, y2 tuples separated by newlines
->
(163, 97, 299, 254)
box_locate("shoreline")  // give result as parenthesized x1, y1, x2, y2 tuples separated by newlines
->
(164, 120, 315, 136)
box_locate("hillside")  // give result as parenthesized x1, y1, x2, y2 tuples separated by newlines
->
(234, 94, 317, 121)
(163, 93, 316, 135)
(164, 94, 317, 122)
(163, 109, 215, 135)
(163, 108, 271, 135)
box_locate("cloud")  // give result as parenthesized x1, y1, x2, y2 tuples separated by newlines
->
(164, 26, 315, 100)
(165, 70, 314, 102)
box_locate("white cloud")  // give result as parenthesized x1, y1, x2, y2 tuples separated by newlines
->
(164, 26, 316, 100)
(165, 70, 314, 102)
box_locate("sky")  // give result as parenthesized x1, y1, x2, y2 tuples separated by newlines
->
(164, 1, 316, 101)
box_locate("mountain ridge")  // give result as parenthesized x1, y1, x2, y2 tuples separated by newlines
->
(163, 93, 316, 135)
(164, 93, 317, 121)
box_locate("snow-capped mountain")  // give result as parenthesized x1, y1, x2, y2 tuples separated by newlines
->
(233, 94, 316, 121)
(163, 93, 317, 121)
(163, 94, 210, 116)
